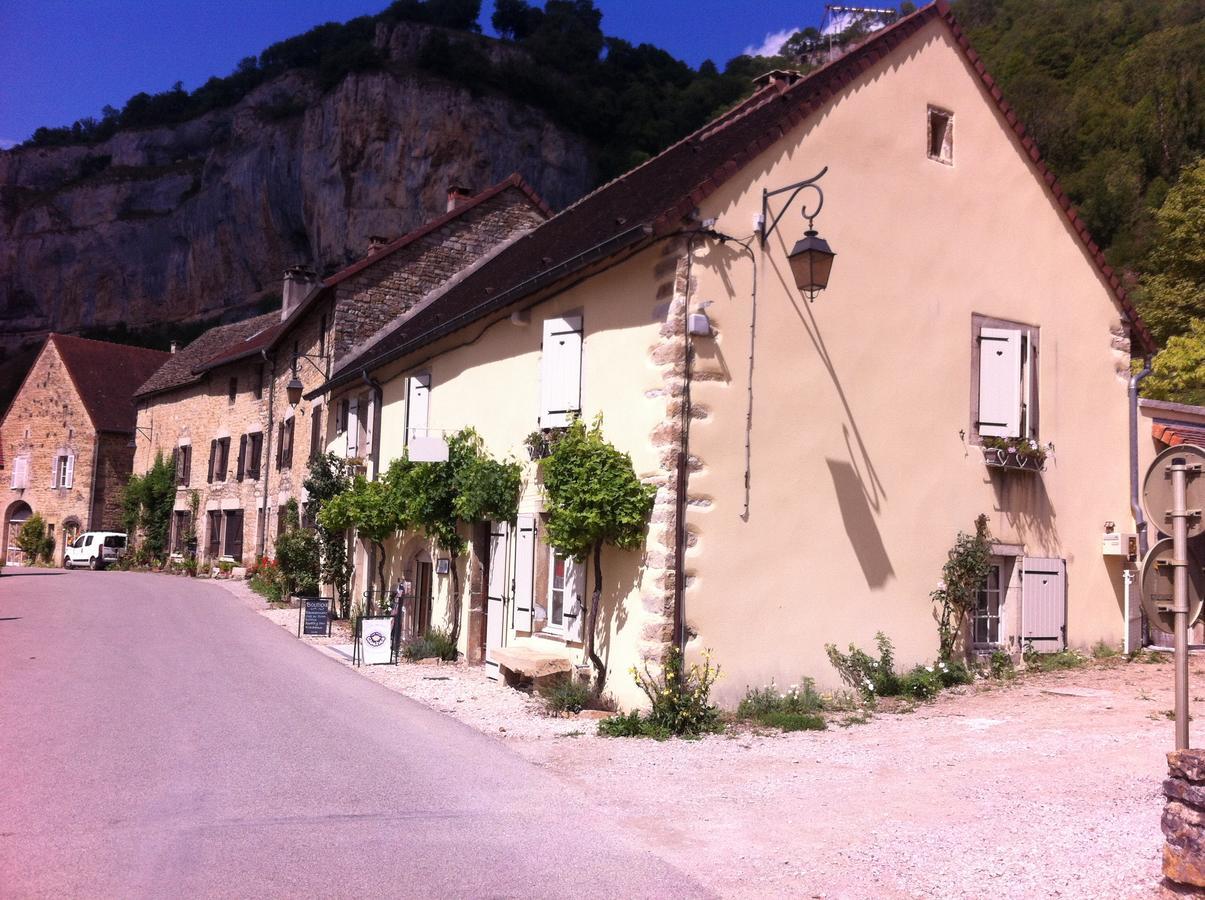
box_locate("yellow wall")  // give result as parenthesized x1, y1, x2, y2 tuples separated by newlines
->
(358, 19, 1137, 708)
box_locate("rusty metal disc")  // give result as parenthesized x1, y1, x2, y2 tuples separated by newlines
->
(1142, 444, 1205, 540)
(1140, 537, 1205, 633)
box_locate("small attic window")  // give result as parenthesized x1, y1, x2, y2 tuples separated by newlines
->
(928, 106, 953, 164)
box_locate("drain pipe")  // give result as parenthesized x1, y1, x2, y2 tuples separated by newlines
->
(1130, 354, 1154, 557)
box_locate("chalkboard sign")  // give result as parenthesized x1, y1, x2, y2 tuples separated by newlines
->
(299, 596, 331, 637)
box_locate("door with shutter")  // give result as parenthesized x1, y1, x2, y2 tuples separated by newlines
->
(1021, 557, 1066, 652)
(486, 521, 510, 680)
(564, 555, 586, 643)
(978, 327, 1022, 438)
(540, 316, 583, 427)
(512, 514, 536, 632)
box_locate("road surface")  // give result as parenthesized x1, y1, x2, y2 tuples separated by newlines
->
(0, 569, 706, 898)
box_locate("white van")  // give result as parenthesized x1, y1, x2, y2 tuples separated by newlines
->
(64, 532, 126, 570)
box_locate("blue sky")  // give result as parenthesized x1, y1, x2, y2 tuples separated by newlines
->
(0, 0, 836, 147)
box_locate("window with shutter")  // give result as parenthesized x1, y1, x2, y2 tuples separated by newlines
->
(207, 511, 222, 559)
(64, 454, 74, 489)
(539, 316, 583, 427)
(208, 440, 217, 483)
(512, 514, 537, 632)
(183, 446, 191, 485)
(248, 433, 262, 479)
(224, 510, 244, 561)
(310, 404, 322, 461)
(12, 456, 29, 489)
(236, 435, 247, 482)
(405, 375, 431, 447)
(284, 418, 294, 467)
(171, 447, 179, 482)
(347, 398, 359, 457)
(52, 455, 62, 489)
(972, 317, 1038, 442)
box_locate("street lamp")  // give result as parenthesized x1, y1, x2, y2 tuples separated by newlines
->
(760, 166, 837, 301)
(287, 352, 329, 406)
(127, 425, 152, 449)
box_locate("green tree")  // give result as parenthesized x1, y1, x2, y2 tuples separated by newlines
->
(121, 452, 175, 561)
(274, 503, 321, 596)
(540, 417, 656, 688)
(304, 453, 355, 616)
(1137, 157, 1205, 347)
(319, 474, 408, 611)
(16, 513, 55, 564)
(930, 514, 994, 661)
(1143, 319, 1205, 406)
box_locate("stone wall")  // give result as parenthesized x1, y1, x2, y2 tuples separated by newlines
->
(1163, 749, 1205, 888)
(93, 432, 136, 530)
(0, 340, 101, 560)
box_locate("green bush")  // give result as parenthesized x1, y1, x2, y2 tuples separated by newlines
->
(16, 514, 55, 563)
(1023, 647, 1088, 673)
(937, 659, 973, 688)
(825, 632, 901, 700)
(899, 665, 943, 701)
(600, 647, 722, 739)
(402, 628, 457, 662)
(738, 677, 826, 726)
(988, 650, 1015, 679)
(538, 676, 593, 715)
(757, 711, 826, 732)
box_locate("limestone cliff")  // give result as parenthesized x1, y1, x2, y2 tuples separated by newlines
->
(0, 23, 593, 355)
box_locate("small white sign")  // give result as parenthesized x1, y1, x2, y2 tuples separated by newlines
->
(409, 436, 449, 463)
(359, 616, 394, 665)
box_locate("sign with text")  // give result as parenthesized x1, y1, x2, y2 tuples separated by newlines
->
(299, 596, 331, 637)
(358, 616, 394, 665)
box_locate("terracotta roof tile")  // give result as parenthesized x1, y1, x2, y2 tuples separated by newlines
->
(49, 334, 172, 432)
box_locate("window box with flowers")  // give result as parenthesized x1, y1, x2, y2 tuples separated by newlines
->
(981, 437, 1048, 473)
(524, 427, 568, 461)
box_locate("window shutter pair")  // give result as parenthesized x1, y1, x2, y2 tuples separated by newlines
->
(977, 327, 1028, 439)
(236, 435, 247, 481)
(539, 316, 583, 427)
(405, 375, 431, 447)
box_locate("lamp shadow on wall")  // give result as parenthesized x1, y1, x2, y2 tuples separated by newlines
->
(826, 457, 895, 589)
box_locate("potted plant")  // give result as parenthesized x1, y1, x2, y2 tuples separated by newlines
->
(524, 427, 567, 461)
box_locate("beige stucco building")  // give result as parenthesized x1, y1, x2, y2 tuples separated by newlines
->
(310, 2, 1155, 708)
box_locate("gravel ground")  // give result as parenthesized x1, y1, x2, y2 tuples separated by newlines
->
(221, 579, 1185, 898)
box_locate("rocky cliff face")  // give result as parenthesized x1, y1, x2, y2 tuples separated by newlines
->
(0, 23, 593, 354)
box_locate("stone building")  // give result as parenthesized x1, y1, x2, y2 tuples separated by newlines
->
(1, 334, 170, 564)
(131, 174, 549, 568)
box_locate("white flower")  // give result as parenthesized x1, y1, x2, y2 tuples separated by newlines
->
(936, 579, 946, 591)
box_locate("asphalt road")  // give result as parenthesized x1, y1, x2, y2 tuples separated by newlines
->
(0, 569, 707, 899)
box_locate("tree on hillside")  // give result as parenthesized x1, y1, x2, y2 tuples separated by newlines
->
(1137, 157, 1205, 347)
(540, 417, 656, 689)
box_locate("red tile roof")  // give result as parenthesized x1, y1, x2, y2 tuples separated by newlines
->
(1153, 422, 1205, 448)
(48, 334, 172, 433)
(317, 0, 1154, 394)
(187, 174, 551, 377)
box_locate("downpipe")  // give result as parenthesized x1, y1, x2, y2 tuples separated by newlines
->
(1130, 354, 1153, 556)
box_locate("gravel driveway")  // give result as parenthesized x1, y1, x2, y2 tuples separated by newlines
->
(235, 580, 1185, 898)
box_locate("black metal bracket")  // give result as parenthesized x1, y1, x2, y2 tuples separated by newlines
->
(292, 352, 328, 378)
(760, 166, 828, 246)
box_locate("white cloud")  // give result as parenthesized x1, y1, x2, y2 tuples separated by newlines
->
(743, 27, 798, 58)
(0, 138, 16, 150)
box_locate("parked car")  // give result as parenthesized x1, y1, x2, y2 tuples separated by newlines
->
(63, 532, 127, 570)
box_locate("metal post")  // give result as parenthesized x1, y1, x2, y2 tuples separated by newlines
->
(1172, 457, 1191, 750)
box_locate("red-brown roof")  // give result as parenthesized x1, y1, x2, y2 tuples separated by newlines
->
(133, 313, 279, 399)
(1153, 422, 1205, 448)
(188, 174, 551, 377)
(317, 0, 1153, 394)
(48, 334, 172, 433)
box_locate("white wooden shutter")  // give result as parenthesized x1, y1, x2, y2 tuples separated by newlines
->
(486, 521, 510, 679)
(13, 456, 28, 489)
(347, 398, 359, 457)
(51, 456, 60, 489)
(406, 374, 431, 447)
(64, 454, 74, 489)
(539, 316, 583, 427)
(978, 327, 1023, 438)
(564, 556, 586, 642)
(512, 514, 536, 632)
(1021, 557, 1066, 652)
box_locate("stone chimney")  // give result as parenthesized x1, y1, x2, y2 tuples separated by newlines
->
(447, 183, 473, 212)
(367, 235, 389, 256)
(281, 265, 318, 322)
(169, 341, 178, 354)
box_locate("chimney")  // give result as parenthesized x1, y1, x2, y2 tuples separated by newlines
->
(447, 183, 473, 212)
(169, 341, 178, 354)
(281, 265, 318, 322)
(367, 235, 388, 256)
(753, 69, 803, 89)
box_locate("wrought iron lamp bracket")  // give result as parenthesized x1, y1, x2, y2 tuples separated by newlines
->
(759, 166, 828, 246)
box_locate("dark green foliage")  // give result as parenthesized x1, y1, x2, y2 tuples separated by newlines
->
(304, 454, 355, 615)
(608, 646, 723, 738)
(757, 711, 827, 732)
(401, 628, 458, 661)
(122, 452, 176, 561)
(274, 522, 320, 596)
(825, 631, 901, 700)
(538, 675, 593, 714)
(16, 514, 55, 563)
(899, 665, 943, 700)
(931, 515, 994, 662)
(598, 709, 665, 739)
